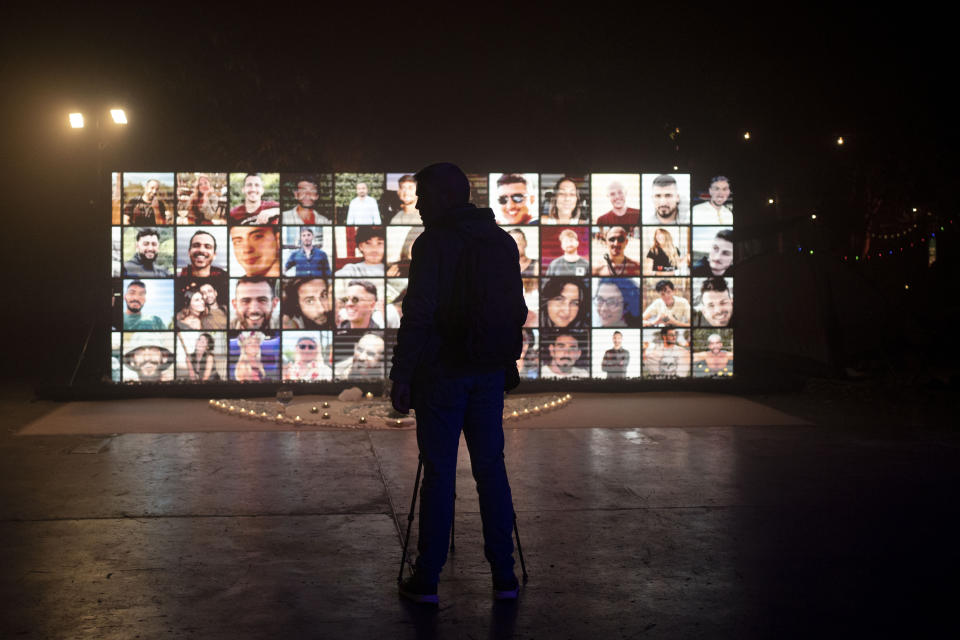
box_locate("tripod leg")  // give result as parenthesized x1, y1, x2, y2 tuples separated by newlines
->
(450, 480, 456, 552)
(398, 456, 423, 584)
(513, 511, 528, 582)
(502, 453, 528, 581)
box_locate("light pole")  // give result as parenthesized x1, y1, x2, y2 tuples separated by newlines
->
(67, 107, 128, 387)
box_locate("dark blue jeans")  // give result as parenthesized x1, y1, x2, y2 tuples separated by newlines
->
(412, 369, 515, 584)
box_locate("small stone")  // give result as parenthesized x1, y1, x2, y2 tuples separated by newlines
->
(338, 387, 363, 402)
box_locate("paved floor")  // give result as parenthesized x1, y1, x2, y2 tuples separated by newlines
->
(17, 392, 808, 435)
(2, 385, 958, 638)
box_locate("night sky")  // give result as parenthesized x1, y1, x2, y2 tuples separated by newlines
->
(1, 6, 952, 384)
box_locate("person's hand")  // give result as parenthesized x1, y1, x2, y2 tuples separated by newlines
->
(391, 381, 411, 414)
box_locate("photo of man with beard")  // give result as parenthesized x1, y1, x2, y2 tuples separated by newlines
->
(230, 277, 280, 329)
(693, 277, 734, 328)
(642, 327, 691, 378)
(178, 228, 227, 278)
(334, 331, 385, 380)
(541, 329, 590, 379)
(281, 175, 333, 225)
(121, 280, 169, 330)
(282, 278, 332, 329)
(642, 173, 690, 225)
(387, 173, 421, 225)
(123, 174, 172, 226)
(122, 332, 175, 382)
(693, 329, 734, 377)
(123, 228, 172, 277)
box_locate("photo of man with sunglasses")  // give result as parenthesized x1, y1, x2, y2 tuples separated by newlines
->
(592, 225, 640, 276)
(335, 279, 380, 329)
(282, 333, 332, 381)
(491, 173, 538, 225)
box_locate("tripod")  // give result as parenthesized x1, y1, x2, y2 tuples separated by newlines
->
(398, 455, 529, 584)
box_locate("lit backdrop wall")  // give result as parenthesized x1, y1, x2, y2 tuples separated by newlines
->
(109, 171, 735, 384)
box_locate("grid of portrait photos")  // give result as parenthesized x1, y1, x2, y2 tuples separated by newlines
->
(110, 170, 735, 383)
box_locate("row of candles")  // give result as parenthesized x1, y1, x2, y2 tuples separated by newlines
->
(505, 394, 573, 420)
(207, 392, 573, 427)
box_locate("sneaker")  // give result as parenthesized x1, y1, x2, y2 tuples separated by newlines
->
(399, 574, 438, 605)
(493, 575, 520, 600)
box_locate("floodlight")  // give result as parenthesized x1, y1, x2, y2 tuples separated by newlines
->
(69, 113, 84, 128)
(110, 109, 127, 124)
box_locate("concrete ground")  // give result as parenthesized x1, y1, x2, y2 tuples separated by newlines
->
(2, 383, 958, 639)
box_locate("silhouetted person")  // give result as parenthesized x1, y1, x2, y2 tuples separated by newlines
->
(391, 162, 526, 604)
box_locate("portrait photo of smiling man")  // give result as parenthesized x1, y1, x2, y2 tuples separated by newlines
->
(229, 172, 280, 225)
(591, 173, 640, 228)
(693, 277, 734, 328)
(177, 228, 227, 278)
(230, 277, 280, 330)
(122, 172, 174, 226)
(122, 227, 173, 277)
(692, 175, 733, 225)
(122, 332, 176, 382)
(489, 172, 539, 225)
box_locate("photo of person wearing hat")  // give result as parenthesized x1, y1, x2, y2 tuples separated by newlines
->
(122, 332, 175, 382)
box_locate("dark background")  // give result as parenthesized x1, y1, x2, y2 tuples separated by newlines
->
(1, 5, 954, 387)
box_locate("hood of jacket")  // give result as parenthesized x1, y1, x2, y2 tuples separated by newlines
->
(426, 204, 499, 239)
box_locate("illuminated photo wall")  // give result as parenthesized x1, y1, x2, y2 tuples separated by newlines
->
(110, 171, 735, 384)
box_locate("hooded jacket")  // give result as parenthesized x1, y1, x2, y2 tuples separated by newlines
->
(389, 204, 527, 384)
